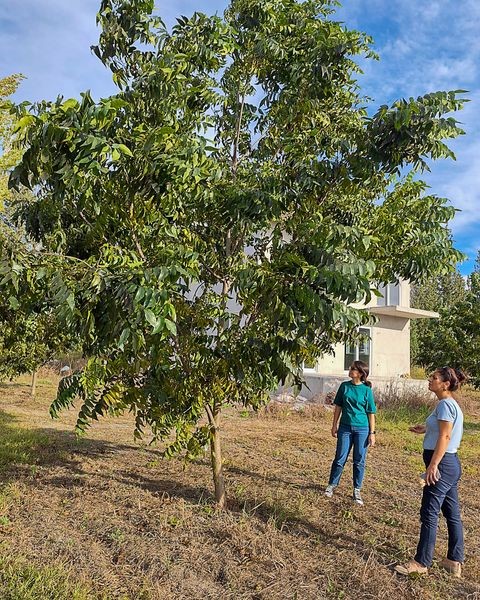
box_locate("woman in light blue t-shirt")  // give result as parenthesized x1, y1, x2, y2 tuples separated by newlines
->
(396, 366, 466, 578)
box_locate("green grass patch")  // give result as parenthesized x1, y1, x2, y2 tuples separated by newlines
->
(0, 552, 100, 600)
(0, 482, 22, 514)
(0, 411, 52, 472)
(376, 407, 429, 453)
(378, 405, 430, 430)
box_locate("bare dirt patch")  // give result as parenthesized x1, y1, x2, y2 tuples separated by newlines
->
(0, 375, 479, 599)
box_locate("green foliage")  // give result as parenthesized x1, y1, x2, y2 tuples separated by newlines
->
(0, 75, 75, 380)
(0, 226, 76, 380)
(0, 74, 24, 211)
(2, 0, 467, 473)
(411, 253, 480, 387)
(410, 268, 467, 368)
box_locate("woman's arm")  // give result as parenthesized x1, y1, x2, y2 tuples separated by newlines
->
(331, 406, 341, 437)
(425, 420, 453, 485)
(368, 413, 376, 447)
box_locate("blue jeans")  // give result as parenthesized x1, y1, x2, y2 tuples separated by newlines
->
(328, 425, 370, 489)
(415, 450, 464, 567)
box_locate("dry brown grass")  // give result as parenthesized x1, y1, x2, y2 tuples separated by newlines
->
(456, 386, 480, 415)
(0, 373, 479, 599)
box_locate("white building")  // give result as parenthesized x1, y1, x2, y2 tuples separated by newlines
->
(300, 281, 438, 397)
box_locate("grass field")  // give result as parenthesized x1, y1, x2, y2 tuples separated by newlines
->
(0, 373, 479, 599)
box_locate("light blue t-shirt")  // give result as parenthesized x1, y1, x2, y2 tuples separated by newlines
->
(423, 397, 464, 453)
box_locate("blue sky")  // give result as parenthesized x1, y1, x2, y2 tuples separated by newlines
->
(1, 0, 478, 273)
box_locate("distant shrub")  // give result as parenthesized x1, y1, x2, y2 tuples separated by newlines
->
(258, 401, 330, 420)
(374, 380, 434, 411)
(456, 387, 480, 413)
(409, 366, 427, 380)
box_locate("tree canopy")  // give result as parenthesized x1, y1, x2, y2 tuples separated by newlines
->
(0, 74, 74, 381)
(411, 268, 467, 368)
(1, 74, 24, 212)
(412, 255, 480, 387)
(3, 0, 466, 504)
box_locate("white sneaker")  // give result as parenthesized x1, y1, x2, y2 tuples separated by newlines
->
(324, 484, 336, 498)
(353, 488, 364, 505)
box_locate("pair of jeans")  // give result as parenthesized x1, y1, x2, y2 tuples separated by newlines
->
(328, 424, 370, 489)
(415, 450, 464, 567)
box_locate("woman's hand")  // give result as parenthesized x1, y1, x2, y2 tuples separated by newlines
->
(369, 433, 376, 447)
(425, 463, 441, 486)
(409, 424, 426, 434)
(331, 406, 341, 438)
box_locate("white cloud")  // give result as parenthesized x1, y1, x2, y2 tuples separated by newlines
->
(337, 0, 480, 270)
(417, 90, 480, 267)
(0, 0, 115, 101)
(339, 0, 480, 99)
(0, 0, 228, 102)
(1, 0, 479, 266)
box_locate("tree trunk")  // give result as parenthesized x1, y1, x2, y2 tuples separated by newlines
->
(207, 235, 231, 509)
(208, 406, 226, 509)
(31, 370, 38, 397)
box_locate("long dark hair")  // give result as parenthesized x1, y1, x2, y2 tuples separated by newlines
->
(436, 366, 467, 392)
(352, 360, 372, 387)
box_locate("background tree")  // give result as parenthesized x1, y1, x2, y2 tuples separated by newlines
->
(470, 249, 480, 292)
(1, 74, 25, 216)
(411, 253, 480, 386)
(0, 75, 73, 386)
(410, 268, 466, 368)
(4, 0, 466, 506)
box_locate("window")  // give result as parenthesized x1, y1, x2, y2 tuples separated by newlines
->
(344, 327, 371, 370)
(377, 282, 400, 306)
(303, 359, 317, 371)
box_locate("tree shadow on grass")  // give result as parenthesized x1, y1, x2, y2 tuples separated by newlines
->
(0, 411, 357, 542)
(74, 466, 387, 563)
(0, 408, 213, 505)
(0, 381, 26, 390)
(98, 469, 213, 503)
(0, 410, 428, 571)
(0, 409, 160, 480)
(225, 464, 322, 491)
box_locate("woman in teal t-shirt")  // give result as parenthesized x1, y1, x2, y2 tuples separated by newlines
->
(324, 360, 377, 506)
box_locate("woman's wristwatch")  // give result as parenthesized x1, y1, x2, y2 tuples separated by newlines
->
(369, 431, 376, 434)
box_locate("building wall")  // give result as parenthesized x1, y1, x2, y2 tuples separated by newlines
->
(400, 280, 410, 307)
(305, 342, 345, 376)
(310, 279, 413, 379)
(370, 315, 410, 377)
(313, 313, 410, 379)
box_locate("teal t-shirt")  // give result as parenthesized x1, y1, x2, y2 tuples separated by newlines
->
(334, 381, 376, 427)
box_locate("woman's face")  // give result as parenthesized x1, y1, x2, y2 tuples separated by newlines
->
(428, 371, 448, 394)
(349, 365, 360, 379)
